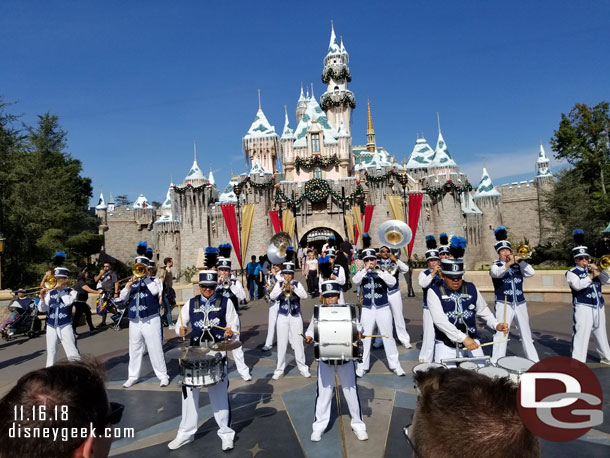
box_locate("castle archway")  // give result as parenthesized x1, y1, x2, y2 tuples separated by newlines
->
(299, 227, 344, 255)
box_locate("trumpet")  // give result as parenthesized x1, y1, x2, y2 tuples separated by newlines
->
(516, 244, 532, 260)
(284, 281, 293, 297)
(132, 262, 148, 278)
(587, 255, 610, 273)
(221, 279, 231, 288)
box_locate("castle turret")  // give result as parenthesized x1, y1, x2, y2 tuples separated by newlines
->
(473, 167, 503, 264)
(107, 192, 115, 213)
(184, 142, 208, 187)
(243, 93, 280, 174)
(535, 142, 553, 186)
(296, 84, 307, 125)
(280, 105, 294, 170)
(320, 23, 355, 133)
(366, 100, 376, 152)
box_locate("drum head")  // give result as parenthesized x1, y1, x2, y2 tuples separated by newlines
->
(477, 366, 510, 379)
(497, 356, 535, 374)
(459, 361, 479, 371)
(412, 362, 445, 374)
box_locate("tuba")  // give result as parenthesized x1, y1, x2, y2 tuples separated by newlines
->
(267, 232, 291, 264)
(378, 220, 413, 249)
(132, 262, 148, 278)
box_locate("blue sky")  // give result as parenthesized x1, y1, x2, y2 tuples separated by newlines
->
(2, 0, 609, 205)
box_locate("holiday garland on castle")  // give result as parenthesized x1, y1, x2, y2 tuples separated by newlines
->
(364, 169, 401, 183)
(274, 178, 364, 208)
(172, 183, 213, 194)
(295, 154, 339, 172)
(423, 179, 473, 202)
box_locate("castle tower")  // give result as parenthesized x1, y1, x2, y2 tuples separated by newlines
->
(535, 142, 554, 186)
(184, 142, 208, 187)
(243, 93, 280, 173)
(366, 100, 376, 152)
(473, 167, 503, 264)
(280, 105, 294, 169)
(320, 23, 355, 134)
(296, 84, 307, 125)
(95, 189, 107, 218)
(107, 192, 115, 213)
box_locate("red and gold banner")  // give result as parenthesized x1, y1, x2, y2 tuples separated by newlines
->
(352, 206, 363, 244)
(269, 211, 282, 234)
(407, 192, 424, 258)
(363, 205, 375, 233)
(220, 204, 241, 267)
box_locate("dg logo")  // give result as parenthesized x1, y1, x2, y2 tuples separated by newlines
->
(206, 273, 214, 280)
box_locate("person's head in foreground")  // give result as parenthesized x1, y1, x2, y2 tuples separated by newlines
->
(0, 358, 122, 458)
(408, 367, 540, 458)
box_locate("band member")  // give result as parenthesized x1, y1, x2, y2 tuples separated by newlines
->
(168, 269, 237, 452)
(270, 251, 311, 379)
(38, 252, 81, 367)
(217, 244, 252, 381)
(418, 235, 443, 363)
(120, 243, 169, 388)
(352, 234, 406, 377)
(438, 233, 450, 259)
(304, 280, 368, 442)
(378, 246, 412, 348)
(318, 248, 346, 302)
(490, 226, 539, 363)
(566, 229, 610, 364)
(262, 263, 283, 351)
(427, 237, 508, 366)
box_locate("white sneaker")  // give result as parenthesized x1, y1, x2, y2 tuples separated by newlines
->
(160, 378, 169, 387)
(221, 439, 234, 451)
(241, 374, 253, 381)
(311, 431, 322, 442)
(356, 368, 365, 378)
(300, 369, 312, 378)
(167, 436, 193, 450)
(354, 430, 368, 441)
(600, 359, 610, 366)
(122, 378, 138, 388)
(272, 372, 282, 380)
(402, 342, 413, 349)
(261, 345, 272, 351)
(394, 367, 406, 376)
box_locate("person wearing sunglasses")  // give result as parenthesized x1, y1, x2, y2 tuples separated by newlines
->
(0, 359, 123, 458)
(426, 236, 508, 366)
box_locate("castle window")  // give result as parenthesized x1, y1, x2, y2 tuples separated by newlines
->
(313, 167, 322, 179)
(311, 133, 320, 153)
(334, 86, 339, 92)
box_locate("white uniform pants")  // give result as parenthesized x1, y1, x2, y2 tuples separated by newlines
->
(313, 361, 366, 434)
(264, 302, 279, 348)
(388, 292, 410, 344)
(128, 315, 168, 380)
(229, 321, 250, 378)
(491, 302, 539, 363)
(434, 340, 485, 367)
(275, 314, 308, 375)
(418, 308, 435, 363)
(46, 325, 80, 367)
(572, 304, 610, 362)
(358, 306, 401, 372)
(175, 368, 235, 442)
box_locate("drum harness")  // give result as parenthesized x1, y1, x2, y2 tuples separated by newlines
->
(438, 283, 473, 357)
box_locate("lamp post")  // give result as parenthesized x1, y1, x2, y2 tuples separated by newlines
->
(397, 173, 415, 297)
(233, 182, 245, 286)
(0, 232, 5, 290)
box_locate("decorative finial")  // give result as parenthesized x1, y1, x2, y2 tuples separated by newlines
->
(258, 89, 261, 110)
(310, 83, 314, 99)
(437, 112, 441, 135)
(300, 82, 303, 97)
(193, 141, 197, 161)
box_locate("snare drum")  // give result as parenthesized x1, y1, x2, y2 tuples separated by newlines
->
(179, 347, 226, 387)
(496, 356, 534, 384)
(412, 362, 445, 374)
(458, 361, 479, 371)
(477, 366, 510, 379)
(313, 304, 362, 362)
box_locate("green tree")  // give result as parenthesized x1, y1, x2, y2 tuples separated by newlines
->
(115, 195, 131, 207)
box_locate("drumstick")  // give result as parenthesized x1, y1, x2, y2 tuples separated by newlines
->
(363, 334, 387, 338)
(297, 332, 309, 341)
(503, 295, 507, 327)
(212, 324, 240, 335)
(178, 304, 185, 341)
(477, 339, 509, 348)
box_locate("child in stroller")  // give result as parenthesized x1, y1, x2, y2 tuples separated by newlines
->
(1, 289, 43, 340)
(96, 290, 128, 331)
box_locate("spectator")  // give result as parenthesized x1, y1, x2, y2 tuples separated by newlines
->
(246, 255, 259, 301)
(156, 257, 175, 327)
(303, 251, 319, 296)
(296, 244, 303, 269)
(0, 358, 123, 458)
(0, 289, 32, 336)
(334, 248, 350, 292)
(72, 271, 102, 336)
(407, 367, 540, 458)
(257, 256, 267, 299)
(94, 262, 119, 328)
(340, 238, 353, 262)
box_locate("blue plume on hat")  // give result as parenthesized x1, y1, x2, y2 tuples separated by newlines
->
(318, 255, 333, 278)
(494, 226, 508, 241)
(573, 228, 585, 245)
(218, 243, 232, 258)
(285, 246, 294, 262)
(53, 251, 66, 266)
(439, 233, 448, 246)
(136, 241, 148, 255)
(145, 247, 153, 260)
(204, 247, 219, 269)
(449, 236, 467, 259)
(362, 233, 371, 249)
(425, 235, 437, 250)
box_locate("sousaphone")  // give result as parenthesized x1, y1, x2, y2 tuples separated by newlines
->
(267, 232, 292, 264)
(377, 220, 413, 249)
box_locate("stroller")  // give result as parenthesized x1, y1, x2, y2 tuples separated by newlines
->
(1, 299, 43, 341)
(96, 291, 128, 331)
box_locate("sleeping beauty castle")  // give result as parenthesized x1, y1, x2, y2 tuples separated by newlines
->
(95, 24, 554, 273)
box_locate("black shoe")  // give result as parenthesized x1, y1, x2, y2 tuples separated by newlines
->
(96, 323, 108, 329)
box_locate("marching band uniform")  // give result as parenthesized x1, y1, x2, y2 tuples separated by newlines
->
(39, 265, 80, 367)
(427, 237, 503, 367)
(168, 270, 238, 452)
(417, 236, 442, 363)
(262, 268, 283, 351)
(318, 249, 346, 303)
(566, 230, 610, 364)
(217, 254, 252, 381)
(120, 255, 169, 388)
(378, 249, 412, 348)
(271, 260, 311, 379)
(490, 227, 539, 363)
(306, 281, 367, 442)
(352, 246, 405, 377)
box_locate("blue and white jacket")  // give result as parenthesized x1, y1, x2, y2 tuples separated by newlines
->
(40, 288, 77, 329)
(119, 278, 161, 320)
(490, 260, 535, 306)
(418, 268, 443, 309)
(378, 258, 409, 295)
(176, 292, 239, 345)
(270, 280, 307, 317)
(352, 267, 396, 309)
(566, 267, 610, 308)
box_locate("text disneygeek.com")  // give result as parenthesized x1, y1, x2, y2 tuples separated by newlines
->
(9, 423, 135, 441)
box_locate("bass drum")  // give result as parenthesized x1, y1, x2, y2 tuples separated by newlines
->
(313, 304, 363, 362)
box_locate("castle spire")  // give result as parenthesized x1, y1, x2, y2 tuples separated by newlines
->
(258, 88, 261, 110)
(328, 20, 339, 53)
(366, 99, 376, 153)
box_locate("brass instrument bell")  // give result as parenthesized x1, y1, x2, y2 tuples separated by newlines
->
(377, 220, 413, 249)
(44, 275, 57, 289)
(283, 281, 292, 297)
(516, 244, 532, 259)
(132, 262, 148, 278)
(589, 254, 610, 273)
(267, 232, 291, 264)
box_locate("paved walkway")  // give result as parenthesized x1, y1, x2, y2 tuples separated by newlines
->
(1, 283, 609, 457)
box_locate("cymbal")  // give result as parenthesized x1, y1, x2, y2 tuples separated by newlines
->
(210, 340, 243, 351)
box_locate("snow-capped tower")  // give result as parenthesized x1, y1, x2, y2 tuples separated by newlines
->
(366, 99, 376, 153)
(473, 167, 503, 262)
(535, 142, 553, 186)
(296, 83, 308, 125)
(320, 23, 355, 134)
(242, 91, 280, 174)
(107, 192, 115, 213)
(280, 105, 294, 169)
(184, 142, 208, 187)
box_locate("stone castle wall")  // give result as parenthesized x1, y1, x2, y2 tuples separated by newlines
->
(500, 181, 543, 247)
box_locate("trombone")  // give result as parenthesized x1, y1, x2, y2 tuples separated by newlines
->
(516, 244, 532, 260)
(587, 255, 610, 273)
(132, 262, 148, 278)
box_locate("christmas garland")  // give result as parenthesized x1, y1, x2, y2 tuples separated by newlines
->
(363, 169, 401, 183)
(321, 65, 352, 84)
(238, 175, 275, 189)
(295, 154, 339, 172)
(274, 178, 364, 208)
(320, 91, 356, 111)
(423, 179, 473, 201)
(172, 183, 213, 194)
